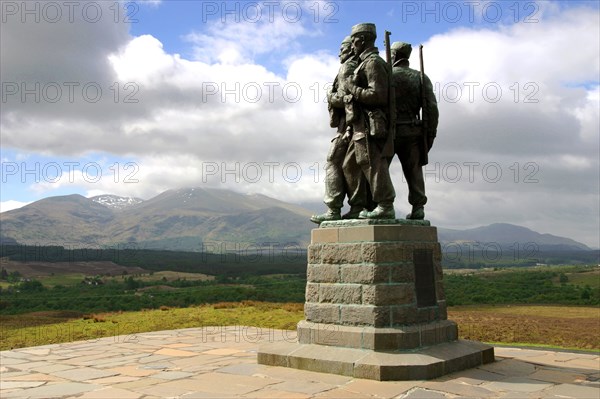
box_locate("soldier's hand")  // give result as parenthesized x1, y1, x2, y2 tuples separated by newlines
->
(342, 130, 351, 142)
(345, 80, 358, 96)
(427, 136, 435, 151)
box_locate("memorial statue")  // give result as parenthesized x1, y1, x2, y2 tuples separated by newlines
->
(261, 31, 494, 381)
(310, 36, 365, 224)
(342, 23, 396, 220)
(390, 42, 439, 220)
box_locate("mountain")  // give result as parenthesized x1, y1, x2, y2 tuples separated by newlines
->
(0, 188, 314, 250)
(1, 191, 593, 254)
(438, 223, 591, 251)
(0, 194, 115, 246)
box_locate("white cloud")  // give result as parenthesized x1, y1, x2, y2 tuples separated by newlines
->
(1, 201, 31, 213)
(109, 35, 179, 85)
(569, 86, 600, 143)
(184, 2, 316, 65)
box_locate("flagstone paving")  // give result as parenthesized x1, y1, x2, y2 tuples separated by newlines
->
(1, 326, 598, 398)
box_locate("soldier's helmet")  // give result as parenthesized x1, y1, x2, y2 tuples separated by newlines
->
(350, 23, 377, 39)
(391, 42, 412, 59)
(341, 36, 352, 45)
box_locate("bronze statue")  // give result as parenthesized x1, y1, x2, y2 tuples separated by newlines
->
(343, 23, 396, 220)
(311, 36, 364, 224)
(390, 42, 439, 220)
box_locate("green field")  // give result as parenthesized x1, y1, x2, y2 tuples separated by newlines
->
(131, 270, 214, 282)
(1, 253, 599, 352)
(0, 302, 302, 350)
(35, 273, 87, 287)
(562, 269, 600, 286)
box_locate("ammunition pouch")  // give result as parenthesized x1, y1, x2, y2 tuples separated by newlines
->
(327, 134, 348, 162)
(353, 132, 370, 166)
(367, 109, 388, 139)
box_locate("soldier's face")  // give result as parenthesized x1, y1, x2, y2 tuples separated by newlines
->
(351, 35, 365, 56)
(339, 43, 353, 63)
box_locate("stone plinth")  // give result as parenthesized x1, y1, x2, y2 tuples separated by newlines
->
(258, 220, 494, 380)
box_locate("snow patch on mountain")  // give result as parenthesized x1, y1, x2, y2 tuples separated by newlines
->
(90, 195, 143, 210)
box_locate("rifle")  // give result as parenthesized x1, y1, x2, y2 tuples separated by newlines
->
(419, 44, 429, 165)
(384, 31, 395, 143)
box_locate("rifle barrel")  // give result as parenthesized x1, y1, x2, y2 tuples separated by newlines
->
(385, 31, 392, 65)
(419, 44, 429, 165)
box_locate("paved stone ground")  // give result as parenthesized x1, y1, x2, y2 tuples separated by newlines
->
(1, 326, 598, 398)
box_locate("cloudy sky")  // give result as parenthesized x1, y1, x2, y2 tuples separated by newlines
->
(1, 0, 599, 247)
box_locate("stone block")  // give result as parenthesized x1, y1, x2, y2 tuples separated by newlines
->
(391, 304, 418, 326)
(307, 264, 340, 283)
(257, 341, 298, 367)
(311, 228, 339, 243)
(258, 339, 494, 381)
(340, 264, 389, 284)
(396, 330, 422, 349)
(481, 346, 496, 363)
(340, 305, 390, 327)
(297, 321, 458, 351)
(337, 226, 375, 242)
(364, 327, 422, 350)
(304, 302, 339, 324)
(297, 321, 363, 348)
(308, 244, 322, 263)
(321, 243, 363, 264)
(420, 321, 459, 346)
(319, 283, 362, 304)
(305, 283, 319, 302)
(362, 284, 415, 306)
(285, 345, 364, 377)
(362, 242, 411, 263)
(336, 225, 438, 243)
(437, 300, 448, 320)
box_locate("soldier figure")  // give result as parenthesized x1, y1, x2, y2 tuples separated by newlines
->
(343, 23, 396, 219)
(311, 36, 365, 224)
(391, 42, 439, 220)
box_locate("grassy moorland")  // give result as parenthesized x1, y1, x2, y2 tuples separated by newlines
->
(0, 302, 303, 350)
(449, 305, 600, 351)
(1, 251, 598, 352)
(1, 302, 598, 352)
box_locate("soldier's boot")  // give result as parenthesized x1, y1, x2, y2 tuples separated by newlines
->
(406, 207, 425, 220)
(342, 206, 363, 220)
(358, 204, 395, 220)
(310, 209, 341, 224)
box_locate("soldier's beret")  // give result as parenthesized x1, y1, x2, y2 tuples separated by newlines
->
(351, 23, 377, 38)
(341, 36, 352, 45)
(391, 42, 412, 58)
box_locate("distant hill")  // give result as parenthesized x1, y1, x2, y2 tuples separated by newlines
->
(1, 190, 593, 256)
(0, 236, 19, 245)
(0, 194, 114, 246)
(0, 188, 314, 250)
(438, 223, 591, 251)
